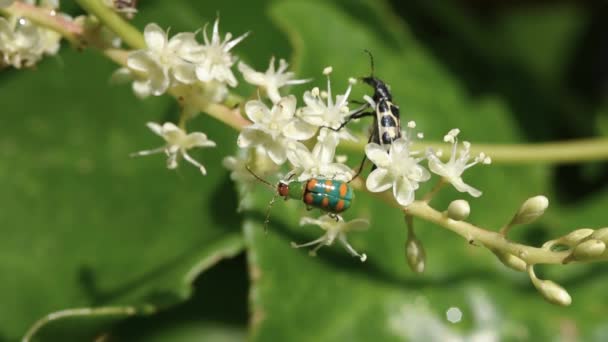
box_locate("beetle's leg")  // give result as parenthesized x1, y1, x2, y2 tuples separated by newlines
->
(349, 128, 377, 182)
(320, 109, 374, 132)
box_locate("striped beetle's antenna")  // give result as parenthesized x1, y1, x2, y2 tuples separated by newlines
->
(363, 49, 375, 77)
(264, 194, 278, 233)
(245, 165, 275, 190)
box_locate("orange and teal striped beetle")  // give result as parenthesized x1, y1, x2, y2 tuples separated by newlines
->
(277, 178, 354, 214)
(246, 166, 355, 229)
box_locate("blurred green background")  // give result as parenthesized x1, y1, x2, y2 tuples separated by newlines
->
(2, 0, 608, 340)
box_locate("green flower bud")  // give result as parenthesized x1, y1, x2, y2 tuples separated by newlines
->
(492, 249, 526, 272)
(590, 227, 608, 243)
(536, 279, 572, 306)
(559, 228, 594, 247)
(528, 265, 571, 306)
(511, 196, 549, 225)
(406, 237, 425, 274)
(572, 239, 606, 260)
(447, 200, 470, 221)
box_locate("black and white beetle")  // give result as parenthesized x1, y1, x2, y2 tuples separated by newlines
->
(326, 51, 402, 177)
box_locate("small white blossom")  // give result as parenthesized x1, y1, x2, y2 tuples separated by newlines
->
(188, 18, 248, 87)
(132, 122, 215, 174)
(0, 15, 61, 68)
(292, 215, 369, 262)
(426, 129, 490, 197)
(238, 56, 310, 103)
(237, 95, 317, 165)
(297, 67, 360, 145)
(286, 139, 353, 182)
(365, 137, 430, 206)
(126, 23, 199, 97)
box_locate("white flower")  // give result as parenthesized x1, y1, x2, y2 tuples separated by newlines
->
(132, 122, 216, 174)
(365, 138, 431, 206)
(426, 129, 491, 197)
(286, 139, 353, 182)
(238, 56, 310, 103)
(237, 95, 317, 165)
(126, 23, 199, 97)
(0, 0, 14, 8)
(0, 17, 40, 68)
(292, 215, 369, 262)
(0, 16, 61, 68)
(298, 67, 358, 132)
(189, 18, 248, 87)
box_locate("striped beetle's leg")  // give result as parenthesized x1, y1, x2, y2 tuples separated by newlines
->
(321, 109, 375, 132)
(349, 128, 377, 182)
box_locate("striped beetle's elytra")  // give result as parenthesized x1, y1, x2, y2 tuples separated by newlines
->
(323, 50, 403, 179)
(246, 166, 354, 231)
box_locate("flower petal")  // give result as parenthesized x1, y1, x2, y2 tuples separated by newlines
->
(184, 132, 216, 148)
(146, 122, 163, 136)
(282, 119, 317, 141)
(393, 177, 415, 206)
(238, 61, 265, 85)
(366, 168, 393, 193)
(244, 100, 269, 124)
(451, 177, 482, 197)
(286, 141, 315, 169)
(266, 140, 287, 165)
(273, 95, 297, 122)
(143, 23, 167, 52)
(344, 218, 370, 232)
(237, 127, 266, 148)
(365, 143, 390, 167)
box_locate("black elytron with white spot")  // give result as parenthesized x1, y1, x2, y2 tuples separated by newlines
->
(328, 51, 402, 176)
(360, 71, 402, 148)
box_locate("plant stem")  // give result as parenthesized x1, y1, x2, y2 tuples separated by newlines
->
(12, 3, 608, 166)
(22, 305, 154, 342)
(341, 137, 608, 165)
(1, 2, 83, 45)
(75, 0, 145, 49)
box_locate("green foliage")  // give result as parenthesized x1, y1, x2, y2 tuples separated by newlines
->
(2, 0, 607, 341)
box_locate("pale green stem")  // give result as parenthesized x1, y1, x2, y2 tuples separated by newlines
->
(1, 2, 83, 45)
(341, 137, 608, 165)
(75, 0, 145, 49)
(13, 2, 608, 166)
(22, 305, 154, 342)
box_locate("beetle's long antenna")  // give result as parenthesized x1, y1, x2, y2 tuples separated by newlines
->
(246, 165, 275, 190)
(363, 49, 375, 77)
(264, 194, 278, 233)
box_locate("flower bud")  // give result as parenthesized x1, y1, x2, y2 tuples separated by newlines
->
(511, 196, 549, 225)
(447, 200, 470, 221)
(492, 249, 526, 272)
(590, 227, 608, 243)
(534, 279, 572, 306)
(572, 239, 606, 260)
(559, 228, 594, 247)
(529, 266, 571, 306)
(406, 238, 426, 274)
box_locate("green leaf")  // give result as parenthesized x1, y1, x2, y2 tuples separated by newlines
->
(0, 39, 244, 342)
(241, 1, 606, 340)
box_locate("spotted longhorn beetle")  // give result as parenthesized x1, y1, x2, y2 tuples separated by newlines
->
(325, 50, 402, 178)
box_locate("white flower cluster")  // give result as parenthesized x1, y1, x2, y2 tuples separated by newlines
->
(123, 21, 492, 260)
(120, 19, 248, 100)
(0, 0, 62, 69)
(365, 124, 491, 206)
(237, 66, 360, 183)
